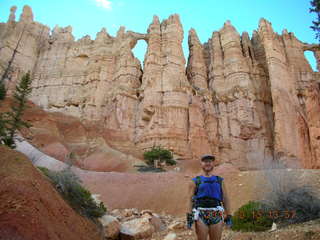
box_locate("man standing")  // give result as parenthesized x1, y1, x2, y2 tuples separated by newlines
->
(187, 155, 231, 240)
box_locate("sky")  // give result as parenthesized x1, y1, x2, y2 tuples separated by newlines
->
(0, 0, 318, 70)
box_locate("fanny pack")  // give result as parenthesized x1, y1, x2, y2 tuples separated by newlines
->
(194, 197, 221, 208)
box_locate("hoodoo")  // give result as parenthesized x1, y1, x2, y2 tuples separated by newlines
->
(1, 6, 319, 170)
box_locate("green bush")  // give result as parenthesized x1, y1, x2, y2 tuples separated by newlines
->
(262, 164, 320, 226)
(143, 146, 176, 166)
(38, 167, 106, 220)
(0, 82, 6, 100)
(265, 185, 320, 225)
(231, 201, 273, 232)
(37, 166, 50, 176)
(165, 158, 177, 166)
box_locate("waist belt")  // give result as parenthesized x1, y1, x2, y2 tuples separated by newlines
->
(194, 198, 222, 208)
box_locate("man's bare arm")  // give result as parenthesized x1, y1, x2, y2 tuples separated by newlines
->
(188, 181, 196, 212)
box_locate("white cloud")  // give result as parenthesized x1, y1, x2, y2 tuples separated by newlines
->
(95, 0, 112, 10)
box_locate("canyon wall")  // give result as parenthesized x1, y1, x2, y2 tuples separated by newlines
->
(1, 5, 319, 169)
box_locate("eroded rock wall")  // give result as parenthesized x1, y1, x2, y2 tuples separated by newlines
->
(200, 22, 275, 169)
(1, 6, 319, 169)
(136, 15, 194, 158)
(258, 19, 320, 168)
(0, 6, 50, 93)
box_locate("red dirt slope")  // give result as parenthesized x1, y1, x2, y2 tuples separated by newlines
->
(0, 146, 103, 240)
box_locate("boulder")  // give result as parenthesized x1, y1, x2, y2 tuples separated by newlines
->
(99, 215, 121, 239)
(163, 232, 177, 240)
(141, 211, 166, 232)
(168, 220, 185, 230)
(120, 217, 155, 240)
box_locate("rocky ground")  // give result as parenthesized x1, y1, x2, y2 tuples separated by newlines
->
(154, 218, 320, 240)
(98, 207, 320, 240)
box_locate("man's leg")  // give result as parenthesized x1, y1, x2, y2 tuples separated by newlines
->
(195, 219, 209, 240)
(208, 220, 223, 240)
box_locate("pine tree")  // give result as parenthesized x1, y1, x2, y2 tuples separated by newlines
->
(0, 114, 8, 142)
(0, 81, 8, 144)
(0, 72, 32, 148)
(310, 0, 320, 41)
(143, 146, 176, 167)
(0, 82, 6, 100)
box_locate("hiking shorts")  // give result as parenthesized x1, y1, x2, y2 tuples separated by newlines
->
(193, 206, 224, 226)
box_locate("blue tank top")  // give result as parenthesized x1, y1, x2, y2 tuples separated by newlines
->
(192, 175, 223, 201)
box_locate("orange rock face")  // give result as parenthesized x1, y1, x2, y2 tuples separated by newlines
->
(1, 6, 319, 170)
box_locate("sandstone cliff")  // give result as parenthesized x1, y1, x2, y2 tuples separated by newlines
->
(1, 5, 319, 170)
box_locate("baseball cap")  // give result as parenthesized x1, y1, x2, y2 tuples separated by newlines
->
(201, 154, 215, 161)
